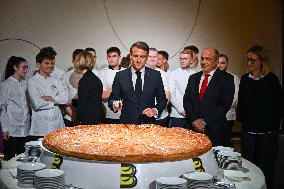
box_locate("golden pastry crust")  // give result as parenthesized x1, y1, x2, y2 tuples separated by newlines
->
(43, 124, 212, 162)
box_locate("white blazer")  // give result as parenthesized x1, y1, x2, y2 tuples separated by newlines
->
(0, 76, 30, 137)
(28, 73, 68, 136)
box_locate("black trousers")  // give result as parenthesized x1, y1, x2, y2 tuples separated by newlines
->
(224, 120, 234, 147)
(242, 131, 279, 189)
(104, 118, 120, 124)
(156, 117, 169, 127)
(3, 136, 28, 160)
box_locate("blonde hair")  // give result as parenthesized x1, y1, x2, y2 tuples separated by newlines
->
(180, 49, 194, 58)
(74, 51, 95, 72)
(247, 45, 271, 75)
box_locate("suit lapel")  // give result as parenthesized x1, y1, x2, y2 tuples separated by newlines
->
(203, 69, 220, 100)
(194, 72, 203, 100)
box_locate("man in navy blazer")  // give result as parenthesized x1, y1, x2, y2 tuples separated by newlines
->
(183, 48, 234, 146)
(108, 41, 167, 124)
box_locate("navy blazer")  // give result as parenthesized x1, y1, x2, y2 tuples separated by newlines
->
(183, 69, 234, 145)
(108, 67, 167, 124)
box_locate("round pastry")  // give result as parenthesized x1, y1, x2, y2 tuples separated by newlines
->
(43, 124, 212, 162)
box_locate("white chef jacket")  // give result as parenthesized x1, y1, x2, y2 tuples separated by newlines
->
(226, 72, 240, 121)
(169, 67, 196, 118)
(28, 73, 68, 136)
(62, 69, 78, 100)
(92, 68, 100, 77)
(50, 66, 65, 80)
(61, 69, 78, 121)
(154, 68, 170, 120)
(99, 67, 125, 119)
(0, 76, 30, 137)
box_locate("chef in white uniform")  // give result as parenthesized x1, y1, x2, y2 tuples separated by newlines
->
(28, 47, 68, 140)
(100, 47, 125, 124)
(0, 56, 30, 160)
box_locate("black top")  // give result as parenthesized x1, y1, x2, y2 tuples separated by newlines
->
(77, 70, 104, 125)
(237, 72, 283, 132)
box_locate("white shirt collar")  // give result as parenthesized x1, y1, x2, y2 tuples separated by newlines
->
(131, 66, 145, 74)
(203, 68, 217, 76)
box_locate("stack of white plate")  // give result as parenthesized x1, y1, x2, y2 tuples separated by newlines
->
(182, 172, 214, 189)
(216, 151, 242, 170)
(156, 177, 187, 189)
(212, 146, 234, 159)
(34, 169, 65, 189)
(211, 179, 236, 189)
(17, 162, 46, 188)
(25, 140, 42, 157)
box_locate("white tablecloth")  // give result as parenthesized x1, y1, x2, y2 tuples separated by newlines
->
(0, 154, 266, 189)
(224, 158, 266, 189)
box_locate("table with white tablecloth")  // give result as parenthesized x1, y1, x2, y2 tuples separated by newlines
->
(0, 153, 266, 189)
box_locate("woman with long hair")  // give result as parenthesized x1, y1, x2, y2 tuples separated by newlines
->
(0, 56, 30, 160)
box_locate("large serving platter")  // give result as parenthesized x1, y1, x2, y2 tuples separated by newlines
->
(40, 141, 218, 189)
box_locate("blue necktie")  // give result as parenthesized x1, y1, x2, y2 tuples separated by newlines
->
(135, 71, 142, 101)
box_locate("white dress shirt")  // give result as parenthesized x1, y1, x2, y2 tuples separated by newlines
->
(169, 67, 196, 118)
(99, 66, 125, 119)
(28, 73, 68, 136)
(198, 68, 217, 92)
(0, 76, 30, 137)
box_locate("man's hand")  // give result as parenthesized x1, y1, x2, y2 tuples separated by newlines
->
(3, 131, 10, 141)
(113, 100, 123, 111)
(41, 96, 55, 102)
(192, 119, 206, 133)
(102, 87, 112, 101)
(142, 108, 158, 117)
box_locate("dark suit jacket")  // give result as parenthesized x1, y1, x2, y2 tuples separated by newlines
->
(108, 67, 167, 124)
(183, 69, 234, 146)
(77, 70, 104, 125)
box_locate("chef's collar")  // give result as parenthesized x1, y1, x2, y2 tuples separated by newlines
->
(108, 65, 122, 70)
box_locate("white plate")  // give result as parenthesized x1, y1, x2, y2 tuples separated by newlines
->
(25, 141, 40, 146)
(35, 169, 64, 178)
(183, 172, 213, 181)
(156, 177, 187, 185)
(217, 151, 241, 158)
(17, 162, 46, 171)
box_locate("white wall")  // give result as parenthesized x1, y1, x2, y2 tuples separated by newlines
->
(0, 0, 282, 81)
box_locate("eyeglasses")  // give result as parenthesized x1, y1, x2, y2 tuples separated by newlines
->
(244, 57, 259, 63)
(179, 58, 191, 61)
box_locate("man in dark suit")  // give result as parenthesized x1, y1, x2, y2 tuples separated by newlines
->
(183, 48, 234, 146)
(108, 41, 167, 124)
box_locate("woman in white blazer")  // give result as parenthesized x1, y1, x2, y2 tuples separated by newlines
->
(0, 56, 30, 160)
(28, 47, 68, 140)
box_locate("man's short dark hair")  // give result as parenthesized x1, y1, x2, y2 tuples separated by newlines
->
(130, 41, 149, 54)
(107, 47, 121, 56)
(36, 47, 57, 63)
(158, 51, 169, 60)
(72, 49, 84, 61)
(219, 53, 229, 62)
(184, 45, 199, 54)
